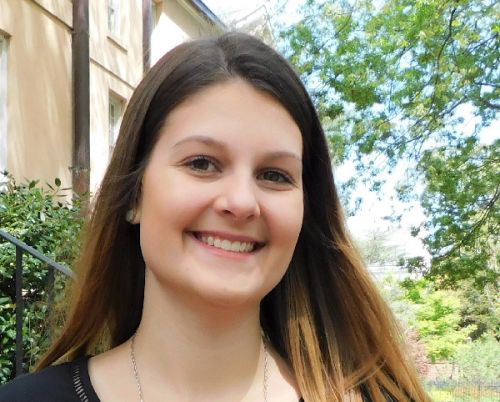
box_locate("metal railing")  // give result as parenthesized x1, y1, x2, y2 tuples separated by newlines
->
(425, 380, 500, 401)
(0, 229, 73, 377)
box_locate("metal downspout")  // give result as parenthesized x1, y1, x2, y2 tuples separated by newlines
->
(72, 0, 90, 196)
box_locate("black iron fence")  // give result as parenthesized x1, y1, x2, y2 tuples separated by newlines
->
(0, 229, 73, 378)
(425, 380, 500, 401)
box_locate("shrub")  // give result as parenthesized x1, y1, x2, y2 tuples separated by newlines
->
(454, 333, 500, 382)
(0, 174, 85, 383)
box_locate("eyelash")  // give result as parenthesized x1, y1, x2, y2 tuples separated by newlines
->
(258, 169, 294, 185)
(183, 155, 295, 185)
(185, 155, 219, 173)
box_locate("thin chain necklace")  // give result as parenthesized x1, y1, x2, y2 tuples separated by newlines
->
(130, 333, 270, 402)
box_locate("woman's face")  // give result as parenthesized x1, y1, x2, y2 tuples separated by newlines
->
(136, 80, 304, 308)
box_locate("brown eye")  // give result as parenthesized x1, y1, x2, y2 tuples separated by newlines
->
(186, 156, 218, 172)
(259, 170, 292, 184)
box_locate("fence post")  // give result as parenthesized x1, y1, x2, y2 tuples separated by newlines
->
(15, 247, 23, 376)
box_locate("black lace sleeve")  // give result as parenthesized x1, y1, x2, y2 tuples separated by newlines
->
(0, 357, 97, 402)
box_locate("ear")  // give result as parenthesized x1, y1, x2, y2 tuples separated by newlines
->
(126, 190, 142, 224)
(132, 199, 142, 224)
(132, 182, 144, 224)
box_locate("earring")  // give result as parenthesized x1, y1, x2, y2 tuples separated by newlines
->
(125, 209, 136, 223)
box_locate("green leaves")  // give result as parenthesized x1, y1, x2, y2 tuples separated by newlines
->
(279, 0, 499, 289)
(0, 175, 85, 382)
(454, 333, 500, 382)
(420, 139, 499, 287)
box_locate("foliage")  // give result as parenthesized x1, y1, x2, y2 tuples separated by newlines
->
(427, 383, 500, 402)
(454, 333, 500, 382)
(378, 272, 498, 379)
(458, 280, 499, 340)
(379, 275, 418, 325)
(0, 175, 84, 383)
(378, 276, 431, 375)
(355, 230, 405, 266)
(413, 290, 472, 361)
(420, 139, 499, 288)
(278, 0, 500, 289)
(400, 279, 475, 362)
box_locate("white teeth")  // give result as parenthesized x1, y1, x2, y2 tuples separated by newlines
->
(200, 235, 256, 253)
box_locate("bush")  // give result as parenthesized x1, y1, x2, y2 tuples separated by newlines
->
(454, 333, 500, 382)
(0, 175, 85, 383)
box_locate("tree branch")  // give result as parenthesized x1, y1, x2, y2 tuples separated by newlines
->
(479, 98, 500, 110)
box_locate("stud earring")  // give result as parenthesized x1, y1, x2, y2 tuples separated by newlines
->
(125, 209, 136, 223)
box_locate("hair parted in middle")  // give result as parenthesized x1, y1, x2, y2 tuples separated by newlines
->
(39, 33, 429, 402)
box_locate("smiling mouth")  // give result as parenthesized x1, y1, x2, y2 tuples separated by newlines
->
(191, 232, 265, 254)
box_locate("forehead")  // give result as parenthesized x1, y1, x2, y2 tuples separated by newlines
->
(155, 79, 303, 155)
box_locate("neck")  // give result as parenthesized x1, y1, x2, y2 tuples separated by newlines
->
(132, 273, 265, 401)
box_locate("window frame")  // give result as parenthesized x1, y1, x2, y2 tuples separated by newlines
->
(108, 93, 124, 158)
(107, 0, 121, 38)
(0, 34, 8, 189)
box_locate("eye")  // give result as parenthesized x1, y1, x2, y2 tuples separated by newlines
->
(185, 156, 219, 173)
(259, 169, 293, 184)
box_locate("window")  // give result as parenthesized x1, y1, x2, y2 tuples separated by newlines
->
(152, 0, 161, 28)
(107, 0, 121, 37)
(0, 34, 8, 189)
(109, 93, 124, 158)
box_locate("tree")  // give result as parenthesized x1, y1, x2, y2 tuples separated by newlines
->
(454, 333, 500, 382)
(412, 288, 472, 362)
(278, 0, 499, 288)
(399, 279, 475, 362)
(355, 229, 405, 266)
(458, 280, 499, 340)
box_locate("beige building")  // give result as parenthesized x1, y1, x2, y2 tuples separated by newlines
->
(0, 0, 222, 195)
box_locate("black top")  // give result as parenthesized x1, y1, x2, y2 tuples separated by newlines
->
(0, 357, 98, 402)
(0, 357, 305, 401)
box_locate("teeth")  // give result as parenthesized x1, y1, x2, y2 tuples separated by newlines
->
(200, 235, 256, 253)
(221, 239, 231, 251)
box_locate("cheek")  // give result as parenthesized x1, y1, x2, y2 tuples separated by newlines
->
(262, 195, 303, 294)
(140, 170, 203, 224)
(267, 194, 304, 251)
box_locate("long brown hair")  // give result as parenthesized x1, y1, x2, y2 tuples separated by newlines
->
(38, 33, 429, 401)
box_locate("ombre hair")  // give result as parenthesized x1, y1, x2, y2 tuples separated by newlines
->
(38, 33, 429, 401)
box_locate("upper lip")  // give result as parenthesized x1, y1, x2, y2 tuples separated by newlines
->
(190, 230, 264, 244)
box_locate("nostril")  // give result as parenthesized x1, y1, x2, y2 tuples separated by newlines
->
(213, 194, 260, 220)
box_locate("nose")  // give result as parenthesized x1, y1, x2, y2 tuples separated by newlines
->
(213, 173, 260, 221)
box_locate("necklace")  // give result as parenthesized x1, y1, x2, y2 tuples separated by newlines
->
(130, 333, 270, 402)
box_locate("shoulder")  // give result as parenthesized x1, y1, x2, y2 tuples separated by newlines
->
(0, 357, 92, 402)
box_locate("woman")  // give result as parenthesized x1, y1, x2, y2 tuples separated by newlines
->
(0, 33, 429, 401)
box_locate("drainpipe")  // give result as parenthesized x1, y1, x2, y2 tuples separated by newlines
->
(143, 0, 152, 73)
(72, 0, 90, 196)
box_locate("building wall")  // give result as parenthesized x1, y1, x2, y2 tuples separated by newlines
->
(0, 0, 73, 188)
(1, 0, 220, 194)
(88, 0, 143, 192)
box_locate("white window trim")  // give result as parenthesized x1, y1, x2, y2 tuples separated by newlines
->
(0, 34, 8, 190)
(109, 93, 124, 158)
(107, 0, 121, 38)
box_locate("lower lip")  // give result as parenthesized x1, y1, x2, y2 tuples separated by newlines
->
(189, 233, 261, 260)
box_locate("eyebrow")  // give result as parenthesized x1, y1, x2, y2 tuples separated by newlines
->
(172, 135, 302, 162)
